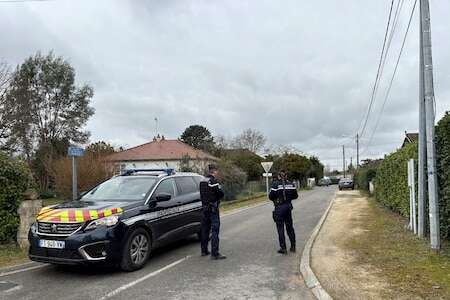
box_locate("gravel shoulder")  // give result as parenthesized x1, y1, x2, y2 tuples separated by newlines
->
(311, 190, 392, 300)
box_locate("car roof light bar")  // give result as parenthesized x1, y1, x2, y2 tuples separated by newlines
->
(121, 168, 175, 176)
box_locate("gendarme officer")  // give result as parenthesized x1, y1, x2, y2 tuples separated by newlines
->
(199, 165, 226, 260)
(269, 170, 298, 254)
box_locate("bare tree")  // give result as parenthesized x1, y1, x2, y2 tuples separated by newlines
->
(231, 128, 266, 153)
(0, 60, 12, 149)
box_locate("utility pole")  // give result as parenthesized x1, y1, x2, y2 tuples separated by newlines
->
(418, 5, 426, 238)
(356, 134, 360, 170)
(342, 145, 346, 178)
(420, 0, 440, 250)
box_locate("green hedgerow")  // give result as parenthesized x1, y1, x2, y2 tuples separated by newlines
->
(0, 152, 34, 243)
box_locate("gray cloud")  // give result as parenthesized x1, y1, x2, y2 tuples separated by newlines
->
(1, 0, 449, 170)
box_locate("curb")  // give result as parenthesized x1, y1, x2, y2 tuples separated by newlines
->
(300, 194, 335, 300)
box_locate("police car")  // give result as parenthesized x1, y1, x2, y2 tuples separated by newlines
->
(28, 169, 204, 271)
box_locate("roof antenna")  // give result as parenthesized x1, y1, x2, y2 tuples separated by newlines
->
(154, 117, 159, 136)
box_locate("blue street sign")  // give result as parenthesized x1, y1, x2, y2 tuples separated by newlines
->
(68, 146, 85, 157)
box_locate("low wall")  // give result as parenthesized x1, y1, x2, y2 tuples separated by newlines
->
(17, 200, 42, 249)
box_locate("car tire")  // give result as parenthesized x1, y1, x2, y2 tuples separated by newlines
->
(120, 228, 151, 272)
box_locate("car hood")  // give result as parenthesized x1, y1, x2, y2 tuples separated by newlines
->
(36, 200, 132, 223)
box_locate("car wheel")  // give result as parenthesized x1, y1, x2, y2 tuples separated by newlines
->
(120, 228, 151, 272)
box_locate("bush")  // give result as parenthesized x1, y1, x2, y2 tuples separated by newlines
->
(217, 159, 247, 201)
(354, 159, 382, 191)
(373, 111, 450, 240)
(0, 152, 34, 243)
(375, 142, 417, 217)
(436, 112, 450, 240)
(52, 154, 114, 200)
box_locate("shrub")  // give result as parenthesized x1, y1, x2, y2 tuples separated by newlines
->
(217, 159, 247, 201)
(375, 142, 418, 217)
(0, 152, 34, 243)
(52, 154, 114, 200)
(373, 111, 450, 240)
(354, 159, 382, 191)
(436, 112, 450, 239)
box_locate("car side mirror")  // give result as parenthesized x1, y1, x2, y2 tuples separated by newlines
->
(155, 193, 172, 202)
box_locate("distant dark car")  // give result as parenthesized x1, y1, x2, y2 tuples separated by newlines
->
(329, 176, 340, 185)
(317, 178, 331, 186)
(339, 178, 354, 190)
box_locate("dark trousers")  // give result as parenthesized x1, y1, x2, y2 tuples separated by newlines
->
(273, 203, 296, 250)
(200, 208, 220, 256)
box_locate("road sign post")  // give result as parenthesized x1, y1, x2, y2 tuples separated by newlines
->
(68, 146, 85, 201)
(261, 162, 273, 198)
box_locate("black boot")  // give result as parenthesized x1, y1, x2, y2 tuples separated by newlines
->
(277, 249, 288, 255)
(211, 253, 227, 260)
(201, 251, 210, 256)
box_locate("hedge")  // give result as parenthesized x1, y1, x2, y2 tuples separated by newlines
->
(436, 112, 450, 239)
(354, 159, 382, 191)
(374, 112, 450, 239)
(0, 152, 34, 243)
(375, 142, 418, 217)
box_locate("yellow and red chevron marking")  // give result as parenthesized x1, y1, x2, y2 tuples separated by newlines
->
(36, 207, 123, 223)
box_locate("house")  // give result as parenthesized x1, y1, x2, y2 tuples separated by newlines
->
(401, 131, 419, 148)
(107, 135, 219, 174)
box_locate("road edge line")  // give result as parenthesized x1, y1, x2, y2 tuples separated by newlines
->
(98, 255, 191, 300)
(300, 193, 335, 300)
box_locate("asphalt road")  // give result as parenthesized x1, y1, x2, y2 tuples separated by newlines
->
(0, 186, 335, 300)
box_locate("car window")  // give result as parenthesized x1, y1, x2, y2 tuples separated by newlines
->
(82, 176, 157, 201)
(154, 178, 176, 197)
(192, 176, 203, 186)
(175, 177, 198, 195)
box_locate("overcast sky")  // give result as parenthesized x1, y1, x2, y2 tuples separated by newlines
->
(1, 0, 449, 170)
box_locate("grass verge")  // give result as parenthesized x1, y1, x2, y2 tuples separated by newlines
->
(345, 197, 450, 299)
(0, 244, 29, 268)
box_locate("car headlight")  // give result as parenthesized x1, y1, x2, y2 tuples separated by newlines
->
(85, 215, 120, 231)
(30, 222, 37, 234)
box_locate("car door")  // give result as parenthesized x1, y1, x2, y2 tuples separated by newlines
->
(173, 176, 202, 235)
(148, 178, 182, 244)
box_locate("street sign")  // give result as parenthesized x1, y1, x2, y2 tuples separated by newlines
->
(261, 162, 274, 198)
(68, 146, 85, 157)
(68, 146, 84, 200)
(261, 162, 273, 173)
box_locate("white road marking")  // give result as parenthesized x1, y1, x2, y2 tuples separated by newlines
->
(0, 264, 47, 277)
(98, 256, 191, 300)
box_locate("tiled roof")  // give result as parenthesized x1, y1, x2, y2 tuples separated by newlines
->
(107, 139, 218, 162)
(402, 132, 419, 148)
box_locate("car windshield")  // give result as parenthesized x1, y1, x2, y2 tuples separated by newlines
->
(82, 176, 158, 201)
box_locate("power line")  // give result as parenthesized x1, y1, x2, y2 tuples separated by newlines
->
(357, 0, 395, 138)
(361, 0, 418, 155)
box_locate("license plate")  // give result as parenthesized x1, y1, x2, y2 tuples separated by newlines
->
(38, 239, 65, 249)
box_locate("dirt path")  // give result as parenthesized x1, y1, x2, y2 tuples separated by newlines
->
(311, 190, 403, 300)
